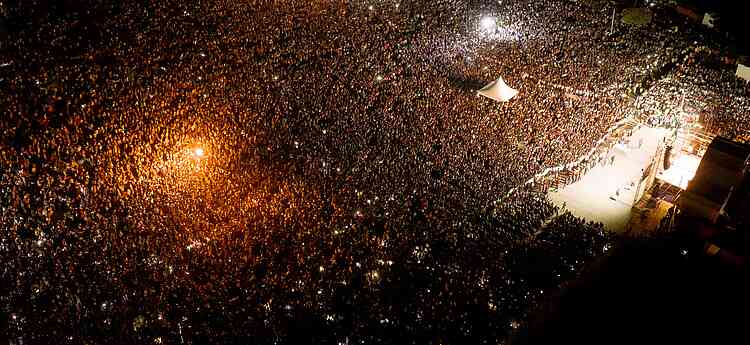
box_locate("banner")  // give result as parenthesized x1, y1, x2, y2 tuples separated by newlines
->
(702, 13, 716, 28)
(736, 64, 750, 82)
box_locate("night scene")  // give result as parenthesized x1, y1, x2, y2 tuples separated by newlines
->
(1, 1, 750, 345)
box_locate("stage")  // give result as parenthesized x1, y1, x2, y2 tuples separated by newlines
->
(548, 126, 668, 232)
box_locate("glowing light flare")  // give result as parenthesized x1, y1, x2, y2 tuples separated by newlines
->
(476, 16, 519, 41)
(659, 153, 701, 189)
(193, 147, 205, 158)
(480, 16, 496, 32)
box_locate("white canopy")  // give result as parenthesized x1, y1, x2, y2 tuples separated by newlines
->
(477, 77, 518, 102)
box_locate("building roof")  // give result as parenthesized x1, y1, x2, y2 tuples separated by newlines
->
(680, 137, 750, 222)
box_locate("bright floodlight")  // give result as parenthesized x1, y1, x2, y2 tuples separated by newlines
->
(194, 147, 204, 158)
(481, 16, 496, 31)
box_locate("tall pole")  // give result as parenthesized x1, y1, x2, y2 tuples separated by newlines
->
(610, 7, 616, 34)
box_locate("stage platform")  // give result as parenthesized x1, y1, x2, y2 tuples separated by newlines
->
(548, 126, 667, 232)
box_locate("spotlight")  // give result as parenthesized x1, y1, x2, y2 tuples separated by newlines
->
(194, 147, 204, 158)
(481, 16, 496, 32)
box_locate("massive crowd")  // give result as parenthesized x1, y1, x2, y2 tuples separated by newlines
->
(635, 47, 750, 141)
(1, 0, 749, 344)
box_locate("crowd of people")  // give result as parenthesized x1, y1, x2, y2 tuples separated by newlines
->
(635, 46, 750, 141)
(1, 0, 748, 344)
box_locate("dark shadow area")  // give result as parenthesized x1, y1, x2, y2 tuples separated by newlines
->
(672, 0, 750, 54)
(446, 73, 487, 93)
(517, 227, 750, 345)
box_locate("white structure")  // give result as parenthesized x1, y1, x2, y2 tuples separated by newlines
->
(477, 77, 518, 102)
(702, 13, 716, 28)
(548, 127, 667, 232)
(736, 64, 750, 83)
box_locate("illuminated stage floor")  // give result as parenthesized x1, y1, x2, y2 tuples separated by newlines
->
(548, 126, 667, 233)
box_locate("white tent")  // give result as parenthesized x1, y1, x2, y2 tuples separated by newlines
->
(477, 77, 518, 102)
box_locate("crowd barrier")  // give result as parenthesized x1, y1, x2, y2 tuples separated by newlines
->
(502, 109, 642, 202)
(500, 46, 708, 203)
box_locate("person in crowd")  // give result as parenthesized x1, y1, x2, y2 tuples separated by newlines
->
(0, 0, 747, 344)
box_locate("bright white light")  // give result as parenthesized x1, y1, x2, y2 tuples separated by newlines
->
(659, 153, 700, 189)
(481, 16, 496, 31)
(194, 147, 204, 158)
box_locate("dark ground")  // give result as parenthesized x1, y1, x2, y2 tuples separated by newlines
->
(517, 226, 750, 345)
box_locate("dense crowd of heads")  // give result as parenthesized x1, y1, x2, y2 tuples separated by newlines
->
(1, 0, 748, 344)
(636, 48, 750, 140)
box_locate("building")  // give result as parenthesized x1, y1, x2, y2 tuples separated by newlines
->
(678, 137, 750, 226)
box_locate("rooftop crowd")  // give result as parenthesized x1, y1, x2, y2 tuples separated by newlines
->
(1, 0, 748, 344)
